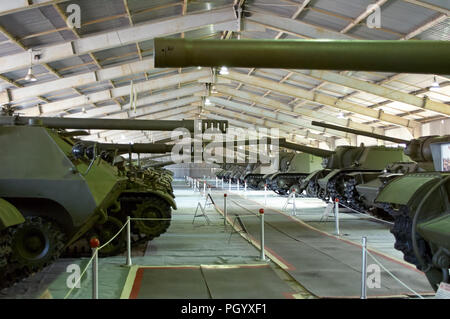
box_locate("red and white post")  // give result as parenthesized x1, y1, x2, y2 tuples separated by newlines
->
(90, 238, 100, 299)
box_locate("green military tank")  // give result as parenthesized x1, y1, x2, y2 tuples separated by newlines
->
(215, 164, 233, 181)
(311, 121, 450, 290)
(67, 142, 177, 257)
(265, 141, 324, 196)
(153, 36, 450, 291)
(243, 152, 288, 190)
(0, 115, 227, 287)
(284, 135, 407, 207)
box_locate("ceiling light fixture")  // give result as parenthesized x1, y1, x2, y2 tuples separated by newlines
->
(219, 66, 229, 75)
(337, 112, 346, 119)
(429, 76, 441, 92)
(25, 49, 38, 82)
(25, 67, 37, 82)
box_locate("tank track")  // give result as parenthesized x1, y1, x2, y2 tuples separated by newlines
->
(245, 174, 265, 190)
(305, 179, 319, 197)
(0, 217, 66, 290)
(344, 178, 394, 221)
(381, 204, 431, 270)
(267, 173, 308, 196)
(323, 173, 343, 203)
(64, 195, 172, 258)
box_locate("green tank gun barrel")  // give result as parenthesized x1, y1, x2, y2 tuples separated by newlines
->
(95, 142, 174, 154)
(311, 121, 409, 144)
(146, 160, 175, 168)
(154, 38, 450, 75)
(279, 140, 334, 158)
(0, 116, 228, 133)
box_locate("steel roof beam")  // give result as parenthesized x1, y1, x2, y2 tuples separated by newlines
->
(401, 0, 450, 15)
(203, 98, 336, 142)
(0, 1, 71, 16)
(57, 85, 203, 118)
(202, 108, 323, 146)
(209, 96, 351, 140)
(301, 70, 450, 116)
(0, 6, 237, 74)
(220, 71, 421, 129)
(215, 85, 385, 134)
(21, 70, 209, 116)
(246, 11, 357, 40)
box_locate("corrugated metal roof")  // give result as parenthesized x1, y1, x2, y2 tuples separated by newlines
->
(0, 0, 446, 143)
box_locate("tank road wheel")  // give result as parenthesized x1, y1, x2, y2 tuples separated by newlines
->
(0, 230, 12, 268)
(9, 217, 65, 272)
(133, 196, 171, 239)
(94, 216, 126, 257)
(305, 181, 317, 198)
(257, 181, 265, 190)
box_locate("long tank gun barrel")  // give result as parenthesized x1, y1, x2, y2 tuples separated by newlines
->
(145, 160, 175, 168)
(154, 38, 450, 75)
(94, 142, 174, 154)
(311, 121, 409, 144)
(0, 116, 228, 133)
(279, 140, 334, 158)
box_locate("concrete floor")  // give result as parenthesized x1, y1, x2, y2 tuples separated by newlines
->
(220, 182, 404, 261)
(1, 180, 309, 299)
(0, 178, 410, 299)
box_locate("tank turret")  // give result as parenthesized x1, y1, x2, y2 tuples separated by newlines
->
(312, 121, 450, 171)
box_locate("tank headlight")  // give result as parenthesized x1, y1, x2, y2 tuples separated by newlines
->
(72, 142, 86, 159)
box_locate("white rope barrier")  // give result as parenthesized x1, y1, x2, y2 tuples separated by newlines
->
(64, 249, 97, 299)
(338, 202, 394, 226)
(98, 221, 129, 250)
(365, 250, 425, 299)
(64, 216, 175, 299)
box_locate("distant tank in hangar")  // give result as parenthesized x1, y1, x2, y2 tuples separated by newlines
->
(311, 121, 450, 290)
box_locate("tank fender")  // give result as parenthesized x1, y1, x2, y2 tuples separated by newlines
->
(0, 198, 25, 230)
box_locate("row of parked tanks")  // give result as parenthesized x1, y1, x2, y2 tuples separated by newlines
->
(216, 123, 450, 291)
(0, 114, 227, 288)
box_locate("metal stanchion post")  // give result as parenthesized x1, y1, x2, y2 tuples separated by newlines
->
(224, 194, 228, 227)
(264, 184, 267, 206)
(229, 179, 231, 191)
(216, 177, 218, 188)
(245, 181, 247, 192)
(292, 191, 296, 216)
(361, 237, 367, 299)
(335, 198, 340, 236)
(237, 180, 240, 192)
(203, 181, 206, 196)
(125, 216, 132, 266)
(221, 178, 224, 189)
(259, 208, 266, 261)
(90, 238, 100, 299)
